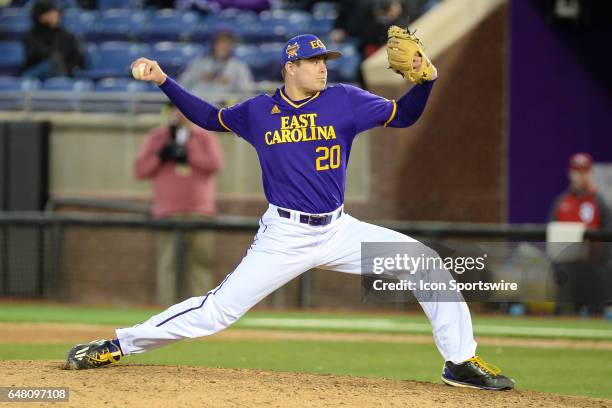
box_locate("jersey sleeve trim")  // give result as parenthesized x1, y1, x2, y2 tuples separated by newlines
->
(383, 99, 397, 127)
(217, 108, 235, 133)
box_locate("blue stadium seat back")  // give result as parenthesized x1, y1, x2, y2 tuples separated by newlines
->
(231, 21, 263, 43)
(0, 12, 31, 40)
(233, 44, 259, 60)
(0, 76, 40, 91)
(98, 0, 137, 10)
(152, 42, 204, 62)
(203, 8, 257, 26)
(257, 10, 311, 41)
(32, 77, 93, 111)
(151, 42, 203, 77)
(88, 9, 147, 42)
(194, 11, 257, 43)
(309, 16, 334, 37)
(337, 43, 358, 55)
(135, 9, 200, 42)
(0, 42, 24, 75)
(329, 44, 360, 82)
(258, 42, 284, 61)
(311, 2, 338, 17)
(96, 77, 148, 92)
(0, 8, 28, 18)
(259, 9, 311, 25)
(247, 43, 283, 81)
(82, 43, 98, 68)
(0, 76, 40, 110)
(31, 77, 93, 111)
(62, 9, 99, 36)
(80, 77, 147, 112)
(41, 77, 94, 91)
(82, 42, 150, 78)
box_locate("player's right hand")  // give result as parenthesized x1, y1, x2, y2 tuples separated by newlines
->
(130, 57, 167, 86)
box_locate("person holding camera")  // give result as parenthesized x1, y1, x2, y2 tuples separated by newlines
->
(135, 102, 223, 305)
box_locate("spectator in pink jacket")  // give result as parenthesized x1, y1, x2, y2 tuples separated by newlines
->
(135, 102, 223, 305)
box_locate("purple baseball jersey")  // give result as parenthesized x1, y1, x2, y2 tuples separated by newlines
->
(218, 84, 396, 213)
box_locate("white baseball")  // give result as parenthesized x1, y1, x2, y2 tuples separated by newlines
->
(131, 63, 146, 80)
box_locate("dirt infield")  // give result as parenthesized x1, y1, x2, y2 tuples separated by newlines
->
(1, 360, 610, 408)
(1, 323, 612, 407)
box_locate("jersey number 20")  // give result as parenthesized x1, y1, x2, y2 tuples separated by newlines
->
(315, 145, 341, 171)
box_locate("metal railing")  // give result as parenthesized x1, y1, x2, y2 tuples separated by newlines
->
(0, 82, 284, 114)
(1, 211, 610, 304)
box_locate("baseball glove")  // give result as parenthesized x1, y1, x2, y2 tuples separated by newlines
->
(387, 25, 436, 84)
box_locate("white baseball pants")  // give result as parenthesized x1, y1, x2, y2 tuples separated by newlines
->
(116, 204, 477, 363)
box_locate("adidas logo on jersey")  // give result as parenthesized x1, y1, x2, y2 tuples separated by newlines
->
(271, 105, 281, 114)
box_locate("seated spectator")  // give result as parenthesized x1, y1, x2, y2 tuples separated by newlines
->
(179, 30, 254, 96)
(20, 0, 84, 79)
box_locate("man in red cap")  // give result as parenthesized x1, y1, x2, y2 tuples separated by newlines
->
(550, 153, 610, 228)
(549, 153, 611, 317)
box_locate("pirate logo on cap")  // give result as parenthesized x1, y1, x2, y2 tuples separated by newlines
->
(286, 43, 299, 59)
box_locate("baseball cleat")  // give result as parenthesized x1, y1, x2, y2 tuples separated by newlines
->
(441, 356, 514, 391)
(64, 339, 123, 370)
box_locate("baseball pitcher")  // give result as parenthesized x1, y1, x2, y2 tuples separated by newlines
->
(65, 28, 514, 391)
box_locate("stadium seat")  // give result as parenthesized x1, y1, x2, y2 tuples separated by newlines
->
(192, 10, 258, 43)
(95, 77, 148, 92)
(0, 76, 40, 110)
(311, 2, 338, 16)
(78, 77, 149, 112)
(0, 7, 27, 16)
(250, 42, 283, 81)
(233, 43, 259, 60)
(0, 76, 39, 91)
(0, 12, 30, 41)
(151, 42, 204, 78)
(203, 8, 258, 26)
(134, 9, 200, 42)
(81, 43, 98, 70)
(309, 16, 335, 37)
(79, 42, 150, 80)
(256, 10, 311, 42)
(41, 77, 94, 91)
(62, 9, 99, 38)
(85, 9, 148, 42)
(32, 77, 94, 111)
(327, 43, 360, 82)
(0, 42, 24, 76)
(97, 0, 138, 10)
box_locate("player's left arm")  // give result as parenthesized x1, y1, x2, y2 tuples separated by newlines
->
(386, 80, 436, 128)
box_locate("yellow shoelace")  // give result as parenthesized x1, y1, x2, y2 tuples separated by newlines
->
(468, 356, 501, 376)
(88, 345, 122, 365)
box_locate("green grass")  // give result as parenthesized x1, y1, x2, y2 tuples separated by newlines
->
(0, 304, 611, 339)
(1, 303, 611, 399)
(1, 340, 611, 399)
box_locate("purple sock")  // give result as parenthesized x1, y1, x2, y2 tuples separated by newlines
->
(111, 338, 124, 355)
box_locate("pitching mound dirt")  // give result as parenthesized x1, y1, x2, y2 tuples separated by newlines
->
(1, 360, 610, 408)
